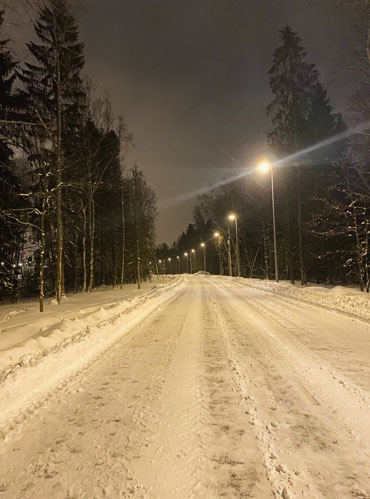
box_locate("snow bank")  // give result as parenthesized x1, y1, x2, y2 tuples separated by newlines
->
(0, 277, 185, 439)
(226, 277, 370, 323)
(0, 277, 184, 383)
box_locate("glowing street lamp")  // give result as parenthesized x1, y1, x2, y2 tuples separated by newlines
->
(176, 255, 180, 274)
(191, 249, 196, 273)
(184, 252, 189, 273)
(158, 259, 162, 275)
(200, 242, 206, 272)
(214, 232, 223, 275)
(258, 160, 279, 282)
(168, 257, 172, 275)
(228, 214, 240, 277)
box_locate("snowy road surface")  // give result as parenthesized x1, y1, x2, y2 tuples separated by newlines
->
(1, 275, 370, 498)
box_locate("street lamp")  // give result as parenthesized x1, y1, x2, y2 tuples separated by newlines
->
(214, 232, 223, 275)
(184, 252, 189, 273)
(258, 160, 279, 282)
(228, 214, 240, 277)
(200, 242, 206, 272)
(191, 249, 196, 273)
(176, 255, 180, 274)
(158, 259, 162, 275)
(168, 257, 172, 275)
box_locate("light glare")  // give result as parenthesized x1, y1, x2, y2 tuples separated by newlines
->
(258, 161, 271, 173)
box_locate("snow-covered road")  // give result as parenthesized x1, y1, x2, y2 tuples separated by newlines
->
(1, 275, 370, 498)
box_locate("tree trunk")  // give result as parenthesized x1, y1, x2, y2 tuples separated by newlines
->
(133, 173, 141, 290)
(82, 204, 87, 292)
(120, 185, 125, 288)
(112, 225, 117, 288)
(353, 206, 365, 292)
(56, 47, 63, 304)
(39, 199, 46, 313)
(227, 237, 232, 276)
(286, 197, 294, 284)
(88, 185, 95, 292)
(297, 168, 306, 285)
(74, 234, 79, 293)
(219, 239, 224, 275)
(136, 233, 141, 289)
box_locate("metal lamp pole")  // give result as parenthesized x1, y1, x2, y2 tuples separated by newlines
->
(176, 255, 180, 273)
(191, 249, 196, 273)
(227, 228, 232, 277)
(184, 252, 189, 273)
(200, 243, 206, 272)
(258, 161, 279, 282)
(270, 166, 279, 282)
(228, 214, 240, 277)
(168, 257, 172, 275)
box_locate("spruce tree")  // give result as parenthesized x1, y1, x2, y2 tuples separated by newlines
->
(267, 26, 342, 284)
(20, 0, 85, 303)
(0, 10, 23, 298)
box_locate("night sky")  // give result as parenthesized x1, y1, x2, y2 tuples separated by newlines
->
(11, 0, 356, 243)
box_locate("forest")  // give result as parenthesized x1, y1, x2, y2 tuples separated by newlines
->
(1, 1, 370, 312)
(0, 0, 157, 309)
(160, 22, 370, 292)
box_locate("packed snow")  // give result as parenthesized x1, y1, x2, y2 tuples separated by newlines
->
(1, 274, 370, 498)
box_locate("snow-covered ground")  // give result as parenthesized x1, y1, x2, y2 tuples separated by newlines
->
(224, 275, 370, 323)
(0, 277, 177, 372)
(1, 274, 370, 498)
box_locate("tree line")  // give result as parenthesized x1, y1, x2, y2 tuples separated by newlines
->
(163, 22, 370, 291)
(0, 0, 157, 309)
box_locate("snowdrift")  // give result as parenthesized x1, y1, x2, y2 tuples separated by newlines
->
(231, 277, 370, 323)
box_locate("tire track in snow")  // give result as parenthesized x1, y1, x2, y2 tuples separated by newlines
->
(131, 281, 214, 498)
(199, 280, 273, 498)
(238, 287, 370, 405)
(211, 277, 370, 498)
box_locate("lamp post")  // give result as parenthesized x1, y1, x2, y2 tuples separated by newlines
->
(214, 232, 223, 275)
(200, 242, 206, 272)
(227, 229, 232, 277)
(228, 214, 240, 277)
(258, 161, 279, 282)
(184, 252, 189, 273)
(168, 257, 172, 275)
(176, 255, 180, 274)
(191, 249, 196, 273)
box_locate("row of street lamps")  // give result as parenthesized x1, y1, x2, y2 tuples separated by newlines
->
(156, 159, 278, 281)
(157, 243, 208, 275)
(212, 159, 278, 282)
